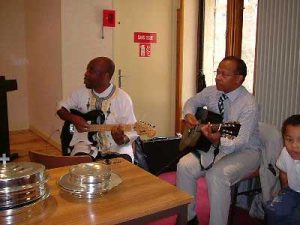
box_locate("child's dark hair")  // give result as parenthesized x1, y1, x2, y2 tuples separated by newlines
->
(281, 114, 300, 136)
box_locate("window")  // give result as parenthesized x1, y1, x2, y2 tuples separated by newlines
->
(175, 0, 258, 132)
(202, 0, 258, 93)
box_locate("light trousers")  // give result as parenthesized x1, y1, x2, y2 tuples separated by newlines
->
(176, 149, 261, 225)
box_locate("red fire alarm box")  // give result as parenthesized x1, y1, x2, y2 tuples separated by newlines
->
(103, 10, 115, 27)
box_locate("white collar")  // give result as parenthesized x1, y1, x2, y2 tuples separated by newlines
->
(92, 83, 113, 98)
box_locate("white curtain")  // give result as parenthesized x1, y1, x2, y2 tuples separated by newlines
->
(255, 0, 300, 129)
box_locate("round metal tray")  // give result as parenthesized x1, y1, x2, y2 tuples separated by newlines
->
(69, 162, 111, 185)
(58, 162, 122, 198)
(0, 186, 51, 225)
(0, 162, 49, 209)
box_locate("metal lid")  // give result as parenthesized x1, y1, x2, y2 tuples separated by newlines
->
(0, 162, 49, 210)
(69, 162, 110, 185)
(0, 162, 46, 189)
(58, 162, 122, 199)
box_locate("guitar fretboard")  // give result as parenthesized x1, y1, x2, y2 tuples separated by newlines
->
(194, 123, 222, 132)
(88, 124, 134, 132)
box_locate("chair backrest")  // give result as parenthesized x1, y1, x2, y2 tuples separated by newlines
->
(258, 122, 282, 166)
(28, 151, 93, 169)
(258, 122, 283, 202)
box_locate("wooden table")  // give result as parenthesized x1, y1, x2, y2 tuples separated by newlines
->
(16, 159, 192, 225)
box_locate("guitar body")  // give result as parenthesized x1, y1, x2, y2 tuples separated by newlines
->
(158, 108, 240, 175)
(60, 109, 156, 156)
(179, 109, 225, 153)
(179, 126, 202, 151)
(60, 109, 105, 156)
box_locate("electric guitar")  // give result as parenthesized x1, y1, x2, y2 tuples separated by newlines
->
(60, 109, 156, 155)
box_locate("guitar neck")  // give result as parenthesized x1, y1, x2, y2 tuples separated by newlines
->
(88, 124, 134, 132)
(196, 123, 221, 132)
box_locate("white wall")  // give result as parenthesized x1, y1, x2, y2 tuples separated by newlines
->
(25, 0, 113, 145)
(112, 0, 177, 136)
(25, 0, 63, 142)
(61, 0, 113, 98)
(182, 0, 199, 106)
(2, 0, 177, 143)
(0, 0, 29, 130)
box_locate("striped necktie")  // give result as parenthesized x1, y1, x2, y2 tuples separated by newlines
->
(218, 93, 228, 118)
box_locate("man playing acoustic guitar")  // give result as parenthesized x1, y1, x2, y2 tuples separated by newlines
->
(57, 57, 138, 162)
(177, 56, 262, 225)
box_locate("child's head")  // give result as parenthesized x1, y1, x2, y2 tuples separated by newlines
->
(282, 114, 300, 160)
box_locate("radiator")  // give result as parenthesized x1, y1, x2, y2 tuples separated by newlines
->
(254, 0, 300, 130)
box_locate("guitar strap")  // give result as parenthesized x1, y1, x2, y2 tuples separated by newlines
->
(89, 85, 118, 150)
(194, 107, 222, 170)
(193, 144, 220, 170)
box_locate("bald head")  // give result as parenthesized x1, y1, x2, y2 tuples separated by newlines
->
(89, 57, 115, 78)
(84, 57, 115, 93)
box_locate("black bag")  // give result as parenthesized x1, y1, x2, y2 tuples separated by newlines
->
(133, 137, 149, 171)
(139, 136, 181, 175)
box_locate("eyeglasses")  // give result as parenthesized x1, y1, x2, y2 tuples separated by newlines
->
(213, 70, 237, 77)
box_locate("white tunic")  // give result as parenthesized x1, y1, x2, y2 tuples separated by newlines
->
(59, 84, 138, 160)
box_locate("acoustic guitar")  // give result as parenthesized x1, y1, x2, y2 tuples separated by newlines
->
(60, 109, 156, 155)
(179, 121, 241, 152)
(155, 109, 240, 175)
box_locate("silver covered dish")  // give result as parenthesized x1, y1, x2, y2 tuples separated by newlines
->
(0, 162, 49, 210)
(58, 162, 122, 198)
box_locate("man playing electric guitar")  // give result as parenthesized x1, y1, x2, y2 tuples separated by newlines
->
(57, 57, 137, 162)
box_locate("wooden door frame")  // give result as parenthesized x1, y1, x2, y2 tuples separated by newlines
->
(175, 0, 184, 133)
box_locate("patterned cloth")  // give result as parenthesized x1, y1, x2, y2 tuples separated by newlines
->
(218, 93, 228, 118)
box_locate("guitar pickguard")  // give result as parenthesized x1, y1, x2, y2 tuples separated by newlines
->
(60, 109, 156, 156)
(60, 109, 105, 155)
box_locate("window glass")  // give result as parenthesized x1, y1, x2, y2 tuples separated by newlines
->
(203, 0, 258, 93)
(203, 0, 227, 87)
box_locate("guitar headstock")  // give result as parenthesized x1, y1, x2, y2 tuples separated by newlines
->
(134, 121, 156, 138)
(220, 121, 241, 139)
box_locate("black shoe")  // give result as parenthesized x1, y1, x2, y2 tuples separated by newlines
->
(187, 216, 198, 225)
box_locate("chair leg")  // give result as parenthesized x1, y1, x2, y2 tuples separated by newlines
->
(228, 183, 239, 225)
